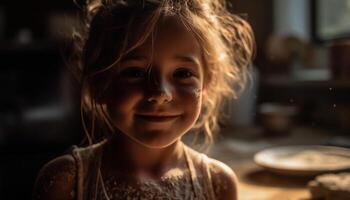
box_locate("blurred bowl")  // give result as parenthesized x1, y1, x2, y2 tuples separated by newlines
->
(259, 103, 298, 136)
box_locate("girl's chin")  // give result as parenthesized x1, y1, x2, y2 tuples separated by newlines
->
(115, 127, 184, 148)
(133, 134, 180, 149)
(142, 141, 177, 149)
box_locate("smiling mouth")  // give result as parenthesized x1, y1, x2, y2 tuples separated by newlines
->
(135, 114, 181, 122)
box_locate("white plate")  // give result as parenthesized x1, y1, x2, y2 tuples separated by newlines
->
(254, 145, 350, 176)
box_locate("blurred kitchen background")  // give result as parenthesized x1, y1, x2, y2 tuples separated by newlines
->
(1, 0, 350, 199)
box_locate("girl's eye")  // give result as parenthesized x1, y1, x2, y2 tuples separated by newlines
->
(119, 67, 146, 79)
(173, 68, 195, 79)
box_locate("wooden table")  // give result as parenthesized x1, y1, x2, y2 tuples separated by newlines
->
(207, 126, 336, 200)
(233, 161, 311, 200)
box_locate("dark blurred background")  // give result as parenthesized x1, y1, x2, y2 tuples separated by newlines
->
(0, 1, 82, 199)
(0, 0, 350, 199)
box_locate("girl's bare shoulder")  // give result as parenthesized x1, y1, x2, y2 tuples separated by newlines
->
(185, 146, 238, 200)
(33, 154, 76, 200)
(206, 157, 238, 200)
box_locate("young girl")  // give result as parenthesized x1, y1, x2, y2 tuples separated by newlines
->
(33, 0, 254, 199)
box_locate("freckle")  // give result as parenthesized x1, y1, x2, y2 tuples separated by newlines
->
(194, 88, 201, 98)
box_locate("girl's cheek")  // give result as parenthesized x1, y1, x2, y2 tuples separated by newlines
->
(105, 82, 144, 107)
(176, 85, 203, 103)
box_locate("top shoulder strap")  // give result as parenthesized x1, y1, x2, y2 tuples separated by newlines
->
(71, 140, 107, 200)
(183, 144, 216, 200)
(201, 153, 216, 200)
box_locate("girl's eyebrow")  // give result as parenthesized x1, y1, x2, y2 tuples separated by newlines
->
(173, 55, 201, 66)
(121, 53, 201, 66)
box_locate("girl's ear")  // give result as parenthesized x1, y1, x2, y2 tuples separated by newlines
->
(95, 87, 110, 104)
(96, 95, 107, 104)
(90, 73, 112, 104)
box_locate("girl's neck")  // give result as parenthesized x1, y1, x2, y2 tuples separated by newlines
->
(105, 133, 185, 179)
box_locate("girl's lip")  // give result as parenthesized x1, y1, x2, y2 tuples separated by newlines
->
(135, 114, 181, 122)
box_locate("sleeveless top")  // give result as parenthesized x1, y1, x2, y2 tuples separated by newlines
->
(71, 140, 216, 200)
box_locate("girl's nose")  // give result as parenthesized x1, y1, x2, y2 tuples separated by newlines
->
(146, 78, 173, 104)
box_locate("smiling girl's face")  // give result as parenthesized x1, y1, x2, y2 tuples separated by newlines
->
(102, 17, 204, 148)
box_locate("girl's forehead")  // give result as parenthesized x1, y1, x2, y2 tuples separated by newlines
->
(126, 16, 202, 60)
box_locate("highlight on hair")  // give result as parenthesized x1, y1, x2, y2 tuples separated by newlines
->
(69, 0, 255, 148)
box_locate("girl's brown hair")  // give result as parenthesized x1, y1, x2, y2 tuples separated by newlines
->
(70, 0, 255, 147)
